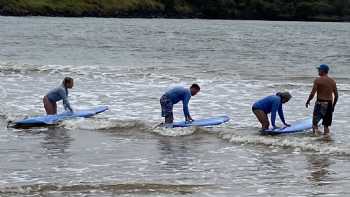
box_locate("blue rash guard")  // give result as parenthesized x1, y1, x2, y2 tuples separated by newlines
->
(164, 86, 191, 117)
(253, 95, 286, 127)
(46, 84, 73, 112)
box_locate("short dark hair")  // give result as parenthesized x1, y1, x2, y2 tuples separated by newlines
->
(323, 69, 329, 74)
(63, 77, 73, 85)
(191, 83, 200, 90)
(276, 92, 292, 101)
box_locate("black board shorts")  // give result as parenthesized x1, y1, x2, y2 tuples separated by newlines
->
(313, 100, 333, 127)
(160, 95, 173, 118)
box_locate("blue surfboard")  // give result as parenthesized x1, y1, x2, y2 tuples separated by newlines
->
(172, 116, 230, 128)
(14, 106, 108, 127)
(262, 118, 313, 135)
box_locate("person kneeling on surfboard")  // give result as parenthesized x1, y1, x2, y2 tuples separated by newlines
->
(43, 77, 74, 115)
(252, 92, 292, 131)
(305, 64, 338, 136)
(160, 84, 200, 124)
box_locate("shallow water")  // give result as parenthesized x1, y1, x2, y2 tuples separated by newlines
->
(0, 17, 350, 196)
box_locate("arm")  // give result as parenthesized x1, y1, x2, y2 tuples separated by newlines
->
(271, 101, 279, 128)
(278, 104, 289, 126)
(183, 94, 192, 121)
(63, 98, 73, 112)
(59, 89, 73, 112)
(333, 85, 338, 111)
(306, 80, 318, 108)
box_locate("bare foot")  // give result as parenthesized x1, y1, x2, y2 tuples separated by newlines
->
(323, 133, 332, 142)
(313, 129, 322, 137)
(324, 127, 330, 135)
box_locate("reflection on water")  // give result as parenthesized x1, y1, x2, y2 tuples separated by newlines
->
(157, 138, 192, 171)
(257, 151, 286, 174)
(40, 128, 73, 159)
(306, 154, 332, 185)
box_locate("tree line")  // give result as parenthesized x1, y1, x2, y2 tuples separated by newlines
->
(0, 0, 349, 21)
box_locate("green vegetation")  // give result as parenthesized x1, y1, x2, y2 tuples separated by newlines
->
(0, 0, 349, 21)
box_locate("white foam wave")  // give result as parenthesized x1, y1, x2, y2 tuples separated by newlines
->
(151, 126, 197, 137)
(218, 132, 350, 155)
(6, 111, 350, 156)
(62, 116, 200, 137)
(0, 62, 102, 75)
(62, 118, 150, 131)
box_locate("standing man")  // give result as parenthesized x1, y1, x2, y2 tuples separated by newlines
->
(306, 64, 338, 136)
(160, 84, 200, 124)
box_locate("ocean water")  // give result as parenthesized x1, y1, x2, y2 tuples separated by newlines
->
(0, 16, 350, 196)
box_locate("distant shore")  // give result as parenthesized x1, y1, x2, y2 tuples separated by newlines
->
(1, 0, 349, 22)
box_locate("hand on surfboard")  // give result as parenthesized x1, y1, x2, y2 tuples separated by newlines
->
(185, 116, 194, 123)
(284, 123, 291, 127)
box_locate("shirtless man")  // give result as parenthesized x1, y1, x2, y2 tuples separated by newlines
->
(306, 64, 338, 136)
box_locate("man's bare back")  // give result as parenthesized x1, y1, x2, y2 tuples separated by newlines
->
(306, 64, 339, 136)
(312, 76, 337, 101)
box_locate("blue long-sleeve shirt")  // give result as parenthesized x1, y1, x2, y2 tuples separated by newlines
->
(164, 86, 191, 117)
(46, 84, 73, 112)
(253, 95, 286, 127)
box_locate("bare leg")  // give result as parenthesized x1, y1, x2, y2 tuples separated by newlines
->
(312, 125, 322, 136)
(253, 110, 269, 130)
(43, 96, 57, 115)
(324, 127, 330, 136)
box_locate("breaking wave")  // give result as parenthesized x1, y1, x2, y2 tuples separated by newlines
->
(4, 113, 348, 155)
(217, 129, 350, 156)
(0, 182, 212, 195)
(59, 118, 350, 155)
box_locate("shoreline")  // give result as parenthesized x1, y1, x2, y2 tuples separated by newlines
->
(1, 0, 349, 23)
(0, 14, 349, 23)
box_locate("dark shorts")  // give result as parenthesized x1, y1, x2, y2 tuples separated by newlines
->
(160, 95, 173, 118)
(313, 100, 333, 127)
